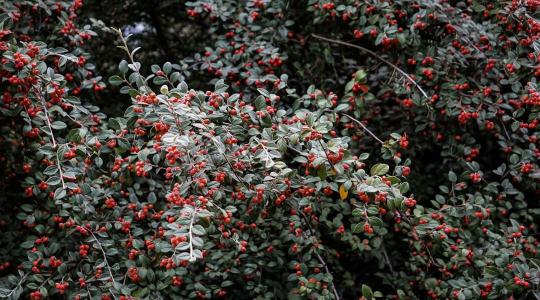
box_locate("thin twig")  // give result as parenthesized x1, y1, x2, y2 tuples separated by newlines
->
(34, 85, 66, 189)
(54, 150, 67, 190)
(3, 273, 27, 298)
(188, 210, 197, 261)
(90, 231, 118, 299)
(340, 112, 384, 144)
(381, 243, 396, 276)
(86, 285, 93, 299)
(499, 117, 512, 143)
(193, 119, 248, 189)
(311, 34, 429, 99)
(314, 251, 340, 300)
(318, 140, 336, 171)
(114, 28, 152, 92)
(298, 210, 340, 300)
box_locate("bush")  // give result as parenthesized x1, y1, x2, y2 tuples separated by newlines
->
(0, 0, 539, 299)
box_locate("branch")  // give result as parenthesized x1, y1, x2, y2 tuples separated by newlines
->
(314, 250, 340, 300)
(318, 140, 337, 171)
(34, 85, 66, 189)
(90, 231, 118, 299)
(340, 112, 384, 145)
(297, 210, 340, 300)
(113, 28, 152, 92)
(194, 120, 248, 189)
(2, 273, 27, 298)
(188, 210, 197, 262)
(381, 243, 396, 276)
(311, 34, 429, 100)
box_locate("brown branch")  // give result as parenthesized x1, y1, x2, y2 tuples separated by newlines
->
(34, 85, 66, 190)
(298, 210, 340, 300)
(311, 34, 429, 100)
(90, 230, 118, 299)
(340, 112, 384, 145)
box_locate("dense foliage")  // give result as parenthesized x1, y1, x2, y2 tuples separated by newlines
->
(1, 0, 540, 299)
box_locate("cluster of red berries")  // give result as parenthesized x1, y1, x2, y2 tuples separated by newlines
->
(63, 148, 76, 159)
(326, 148, 344, 164)
(54, 282, 69, 294)
(30, 291, 42, 300)
(34, 236, 49, 245)
(465, 148, 480, 161)
(104, 197, 117, 208)
(160, 257, 176, 269)
(363, 223, 374, 234)
(172, 275, 183, 286)
(403, 197, 416, 208)
(170, 235, 187, 248)
(49, 256, 62, 268)
(524, 88, 540, 106)
(321, 2, 335, 10)
(214, 172, 226, 183)
(13, 52, 29, 69)
(422, 68, 434, 80)
(458, 110, 479, 125)
(75, 225, 88, 235)
(513, 276, 530, 287)
(469, 172, 482, 183)
(135, 160, 149, 177)
(275, 193, 287, 206)
(128, 249, 139, 260)
(521, 162, 534, 174)
(136, 93, 159, 105)
(79, 244, 90, 257)
(127, 267, 140, 283)
(304, 130, 322, 141)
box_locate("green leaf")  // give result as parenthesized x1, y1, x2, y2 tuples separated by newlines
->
(54, 187, 66, 200)
(368, 217, 383, 227)
(355, 69, 367, 82)
(335, 104, 349, 112)
(317, 166, 327, 181)
(0, 288, 12, 297)
(255, 95, 266, 111)
(51, 121, 67, 130)
(352, 208, 363, 217)
(448, 171, 457, 183)
(108, 75, 123, 86)
(133, 287, 149, 297)
(214, 79, 228, 93)
(192, 225, 206, 235)
(399, 182, 409, 193)
(119, 60, 129, 74)
(362, 284, 373, 299)
(20, 204, 34, 212)
(257, 88, 270, 98)
(163, 62, 172, 74)
(20, 240, 34, 249)
(351, 223, 363, 233)
(370, 164, 389, 176)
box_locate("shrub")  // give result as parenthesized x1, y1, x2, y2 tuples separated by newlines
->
(0, 0, 539, 299)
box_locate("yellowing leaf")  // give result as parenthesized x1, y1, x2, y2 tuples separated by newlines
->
(339, 184, 348, 200)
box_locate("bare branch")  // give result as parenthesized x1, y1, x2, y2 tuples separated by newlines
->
(311, 34, 429, 100)
(188, 211, 197, 262)
(340, 112, 384, 145)
(297, 210, 340, 300)
(90, 230, 118, 299)
(34, 85, 66, 189)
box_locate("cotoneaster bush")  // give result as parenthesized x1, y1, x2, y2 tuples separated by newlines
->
(0, 0, 539, 300)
